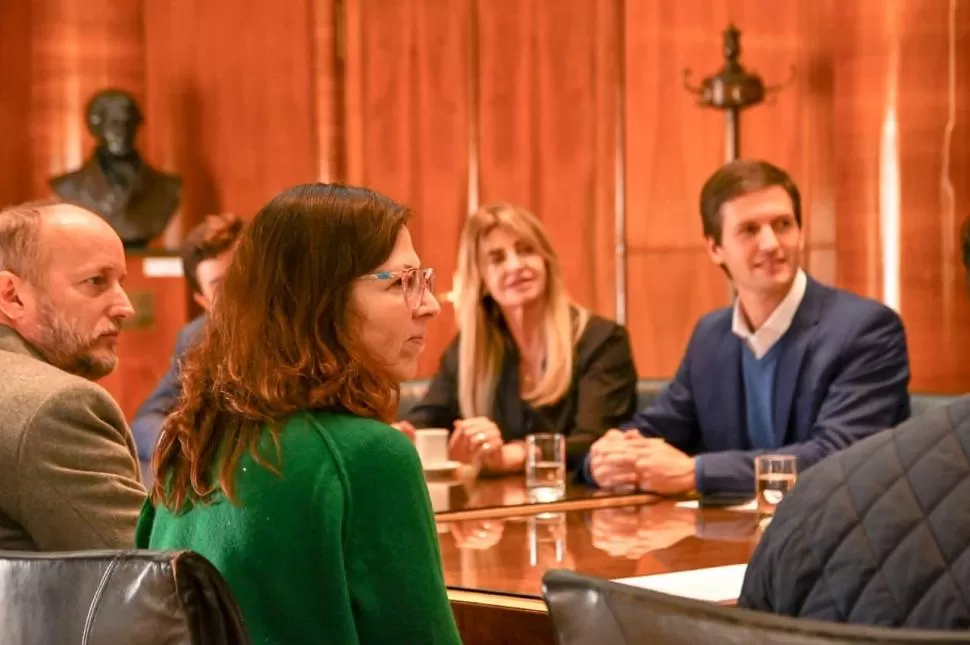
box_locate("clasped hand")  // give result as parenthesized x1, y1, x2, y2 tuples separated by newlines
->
(589, 429, 696, 495)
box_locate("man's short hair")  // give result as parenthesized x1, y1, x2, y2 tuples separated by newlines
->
(181, 213, 244, 295)
(0, 199, 62, 284)
(699, 159, 802, 244)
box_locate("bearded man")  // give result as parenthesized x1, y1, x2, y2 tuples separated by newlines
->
(0, 200, 145, 550)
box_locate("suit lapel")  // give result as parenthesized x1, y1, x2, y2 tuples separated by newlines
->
(772, 278, 826, 443)
(714, 321, 746, 448)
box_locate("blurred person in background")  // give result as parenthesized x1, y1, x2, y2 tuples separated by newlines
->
(131, 212, 243, 483)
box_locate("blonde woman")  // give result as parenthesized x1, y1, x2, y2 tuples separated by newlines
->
(398, 203, 637, 474)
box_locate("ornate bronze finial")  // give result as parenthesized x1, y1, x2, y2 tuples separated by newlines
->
(683, 25, 794, 162)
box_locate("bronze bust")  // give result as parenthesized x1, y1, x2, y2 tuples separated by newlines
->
(49, 89, 181, 249)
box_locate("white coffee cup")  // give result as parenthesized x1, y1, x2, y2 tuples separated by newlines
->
(427, 482, 451, 512)
(414, 429, 449, 467)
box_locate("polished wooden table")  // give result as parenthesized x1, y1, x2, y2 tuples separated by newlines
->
(427, 468, 656, 518)
(431, 474, 762, 644)
(438, 500, 760, 598)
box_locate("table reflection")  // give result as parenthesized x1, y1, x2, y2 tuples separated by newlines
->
(427, 469, 650, 517)
(437, 500, 761, 598)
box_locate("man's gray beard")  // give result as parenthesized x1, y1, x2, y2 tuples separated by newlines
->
(35, 295, 117, 380)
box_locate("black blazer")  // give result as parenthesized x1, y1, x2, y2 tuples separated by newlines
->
(405, 314, 638, 469)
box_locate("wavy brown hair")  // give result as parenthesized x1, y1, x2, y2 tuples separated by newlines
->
(151, 183, 410, 510)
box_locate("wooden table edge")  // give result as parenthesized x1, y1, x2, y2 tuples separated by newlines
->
(435, 492, 660, 521)
(448, 588, 548, 613)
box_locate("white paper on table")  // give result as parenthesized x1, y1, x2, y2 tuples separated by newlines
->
(675, 499, 758, 512)
(613, 564, 748, 604)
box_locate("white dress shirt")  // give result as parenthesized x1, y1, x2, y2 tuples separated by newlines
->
(731, 269, 808, 359)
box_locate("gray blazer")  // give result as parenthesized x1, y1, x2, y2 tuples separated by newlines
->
(0, 325, 146, 550)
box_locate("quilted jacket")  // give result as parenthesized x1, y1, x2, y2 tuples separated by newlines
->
(739, 395, 970, 628)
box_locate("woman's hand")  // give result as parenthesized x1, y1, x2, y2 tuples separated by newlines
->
(450, 417, 503, 465)
(449, 519, 506, 550)
(390, 421, 416, 442)
(479, 441, 527, 475)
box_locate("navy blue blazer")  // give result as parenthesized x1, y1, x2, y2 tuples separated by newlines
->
(611, 277, 911, 494)
(130, 316, 206, 481)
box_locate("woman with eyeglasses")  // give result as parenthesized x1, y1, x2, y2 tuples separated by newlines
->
(136, 184, 460, 645)
(396, 202, 638, 474)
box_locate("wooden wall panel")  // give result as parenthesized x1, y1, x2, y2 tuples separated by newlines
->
(831, 0, 970, 393)
(624, 0, 836, 378)
(831, 1, 890, 301)
(143, 0, 319, 242)
(894, 0, 970, 393)
(344, 0, 471, 377)
(624, 1, 727, 379)
(28, 0, 145, 200)
(313, 0, 343, 182)
(0, 0, 33, 208)
(476, 0, 619, 317)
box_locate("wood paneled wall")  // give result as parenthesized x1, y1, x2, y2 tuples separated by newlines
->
(0, 0, 31, 207)
(342, 0, 471, 375)
(28, 0, 146, 200)
(830, 0, 970, 393)
(475, 0, 619, 318)
(1, 0, 968, 406)
(142, 0, 321, 243)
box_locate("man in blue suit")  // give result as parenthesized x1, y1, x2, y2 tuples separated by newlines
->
(587, 160, 911, 496)
(130, 213, 242, 483)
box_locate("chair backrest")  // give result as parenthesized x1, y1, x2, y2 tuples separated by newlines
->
(541, 569, 970, 645)
(0, 549, 249, 645)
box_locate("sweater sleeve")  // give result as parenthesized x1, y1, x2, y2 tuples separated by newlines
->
(340, 426, 461, 645)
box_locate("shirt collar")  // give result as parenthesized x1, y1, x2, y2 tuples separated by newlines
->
(732, 269, 807, 359)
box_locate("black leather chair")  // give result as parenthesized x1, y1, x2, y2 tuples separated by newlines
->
(542, 569, 970, 645)
(0, 550, 249, 645)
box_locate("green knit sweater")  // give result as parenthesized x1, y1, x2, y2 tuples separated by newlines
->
(135, 411, 462, 645)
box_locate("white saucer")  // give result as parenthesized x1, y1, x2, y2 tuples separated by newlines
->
(423, 460, 462, 475)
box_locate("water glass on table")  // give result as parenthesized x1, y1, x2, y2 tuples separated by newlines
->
(755, 454, 797, 525)
(526, 433, 566, 503)
(527, 512, 566, 567)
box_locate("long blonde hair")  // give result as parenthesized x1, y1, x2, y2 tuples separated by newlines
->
(455, 203, 589, 418)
